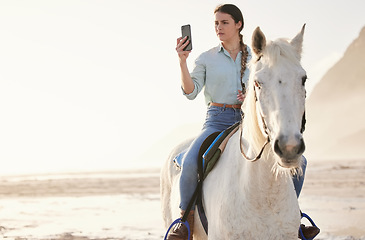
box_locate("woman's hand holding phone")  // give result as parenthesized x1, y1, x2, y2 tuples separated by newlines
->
(176, 36, 191, 63)
(176, 24, 192, 63)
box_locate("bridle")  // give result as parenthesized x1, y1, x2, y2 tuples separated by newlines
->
(239, 60, 306, 162)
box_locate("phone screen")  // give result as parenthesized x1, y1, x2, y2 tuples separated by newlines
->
(181, 24, 192, 51)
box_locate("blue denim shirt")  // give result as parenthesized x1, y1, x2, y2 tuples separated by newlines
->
(183, 43, 252, 105)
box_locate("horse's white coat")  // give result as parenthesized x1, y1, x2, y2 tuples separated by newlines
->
(161, 25, 306, 240)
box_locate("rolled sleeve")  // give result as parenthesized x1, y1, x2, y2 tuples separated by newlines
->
(182, 86, 198, 100)
(182, 54, 206, 100)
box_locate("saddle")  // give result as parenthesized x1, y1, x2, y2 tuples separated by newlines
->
(173, 121, 240, 177)
(173, 121, 241, 233)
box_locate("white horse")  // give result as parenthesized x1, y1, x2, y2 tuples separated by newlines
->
(161, 25, 307, 240)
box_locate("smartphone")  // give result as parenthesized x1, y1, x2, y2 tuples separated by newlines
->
(181, 24, 192, 51)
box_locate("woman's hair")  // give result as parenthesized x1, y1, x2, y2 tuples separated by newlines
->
(214, 4, 249, 89)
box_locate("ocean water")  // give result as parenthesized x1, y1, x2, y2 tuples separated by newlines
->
(0, 194, 164, 240)
(0, 171, 164, 240)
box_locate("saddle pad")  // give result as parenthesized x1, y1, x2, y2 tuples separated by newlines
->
(202, 121, 240, 179)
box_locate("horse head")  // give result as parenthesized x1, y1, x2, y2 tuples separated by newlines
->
(248, 25, 307, 169)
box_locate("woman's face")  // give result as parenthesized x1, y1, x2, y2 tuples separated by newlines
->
(214, 12, 241, 42)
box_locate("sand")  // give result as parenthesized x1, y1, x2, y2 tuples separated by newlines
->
(0, 160, 364, 240)
(299, 159, 365, 239)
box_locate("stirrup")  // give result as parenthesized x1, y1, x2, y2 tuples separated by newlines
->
(299, 212, 320, 240)
(164, 218, 191, 240)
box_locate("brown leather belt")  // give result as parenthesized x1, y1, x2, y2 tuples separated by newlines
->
(209, 102, 242, 109)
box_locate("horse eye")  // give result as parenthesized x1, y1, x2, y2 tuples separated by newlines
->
(255, 80, 262, 89)
(302, 75, 307, 86)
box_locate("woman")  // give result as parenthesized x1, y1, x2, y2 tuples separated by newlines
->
(168, 4, 318, 240)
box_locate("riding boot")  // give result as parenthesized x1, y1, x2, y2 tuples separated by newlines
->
(298, 224, 320, 239)
(167, 210, 194, 240)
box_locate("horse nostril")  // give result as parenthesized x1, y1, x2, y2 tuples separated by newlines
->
(274, 139, 283, 157)
(297, 138, 305, 155)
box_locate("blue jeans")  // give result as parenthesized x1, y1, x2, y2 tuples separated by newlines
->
(179, 105, 306, 210)
(294, 156, 307, 198)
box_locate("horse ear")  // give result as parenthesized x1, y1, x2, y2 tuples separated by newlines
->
(290, 24, 306, 58)
(252, 27, 266, 56)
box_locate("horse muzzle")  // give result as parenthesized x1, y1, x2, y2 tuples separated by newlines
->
(273, 134, 305, 167)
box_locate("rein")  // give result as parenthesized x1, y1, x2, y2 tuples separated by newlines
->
(239, 79, 271, 162)
(239, 126, 270, 162)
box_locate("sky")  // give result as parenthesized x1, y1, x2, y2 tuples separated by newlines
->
(1, 0, 365, 175)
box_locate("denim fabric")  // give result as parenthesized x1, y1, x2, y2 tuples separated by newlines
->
(179, 106, 306, 210)
(293, 156, 307, 198)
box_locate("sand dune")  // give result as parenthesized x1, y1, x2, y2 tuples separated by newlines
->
(306, 26, 365, 160)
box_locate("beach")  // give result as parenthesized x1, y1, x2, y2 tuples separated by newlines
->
(298, 159, 365, 239)
(0, 159, 364, 240)
(0, 170, 164, 240)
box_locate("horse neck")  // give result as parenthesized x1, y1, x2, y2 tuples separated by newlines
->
(240, 126, 295, 208)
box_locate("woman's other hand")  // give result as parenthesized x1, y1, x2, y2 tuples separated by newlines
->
(237, 90, 246, 102)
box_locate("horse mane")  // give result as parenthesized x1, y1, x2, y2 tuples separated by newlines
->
(242, 63, 265, 154)
(262, 38, 302, 67)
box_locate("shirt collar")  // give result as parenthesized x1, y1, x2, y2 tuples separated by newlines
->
(218, 42, 243, 54)
(218, 42, 225, 53)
